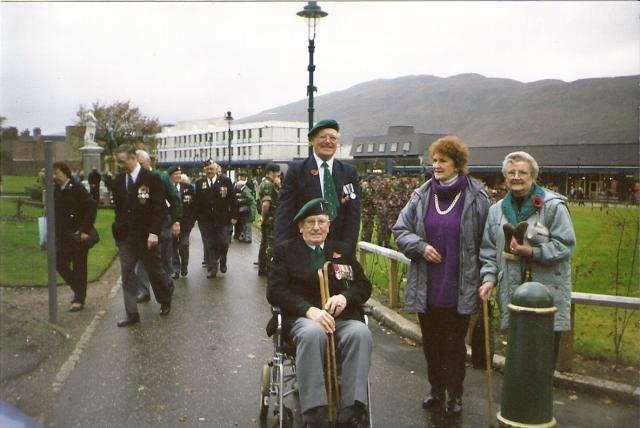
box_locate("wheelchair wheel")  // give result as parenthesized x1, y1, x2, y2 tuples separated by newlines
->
(259, 364, 271, 422)
(271, 406, 293, 428)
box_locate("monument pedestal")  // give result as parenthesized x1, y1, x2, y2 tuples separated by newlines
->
(80, 144, 104, 173)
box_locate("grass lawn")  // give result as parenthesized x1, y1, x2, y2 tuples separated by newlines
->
(1, 175, 39, 195)
(0, 200, 117, 286)
(361, 206, 640, 365)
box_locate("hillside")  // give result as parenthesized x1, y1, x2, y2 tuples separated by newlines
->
(238, 73, 639, 148)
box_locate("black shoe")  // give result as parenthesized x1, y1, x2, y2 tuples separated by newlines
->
(337, 403, 368, 428)
(302, 405, 329, 428)
(253, 261, 259, 266)
(136, 293, 151, 303)
(445, 395, 462, 416)
(207, 269, 217, 278)
(220, 262, 227, 274)
(201, 261, 207, 267)
(68, 303, 84, 312)
(160, 303, 171, 316)
(422, 391, 444, 409)
(117, 313, 140, 327)
(181, 269, 188, 277)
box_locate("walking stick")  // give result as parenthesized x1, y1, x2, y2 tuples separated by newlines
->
(323, 262, 341, 408)
(483, 298, 495, 427)
(318, 265, 335, 422)
(318, 264, 340, 424)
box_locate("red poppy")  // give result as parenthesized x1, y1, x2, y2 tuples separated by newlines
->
(332, 252, 342, 259)
(531, 195, 544, 209)
(310, 169, 319, 176)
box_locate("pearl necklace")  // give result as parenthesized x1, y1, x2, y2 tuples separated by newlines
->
(434, 192, 462, 215)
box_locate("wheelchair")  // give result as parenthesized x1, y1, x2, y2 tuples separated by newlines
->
(259, 306, 373, 428)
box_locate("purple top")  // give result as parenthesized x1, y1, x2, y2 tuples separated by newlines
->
(424, 174, 467, 308)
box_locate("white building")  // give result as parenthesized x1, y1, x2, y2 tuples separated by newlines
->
(154, 118, 310, 171)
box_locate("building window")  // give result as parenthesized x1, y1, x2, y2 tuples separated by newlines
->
(297, 145, 301, 156)
(223, 148, 226, 157)
(249, 146, 252, 156)
(378, 143, 386, 152)
(356, 144, 363, 153)
(259, 128, 263, 138)
(242, 129, 246, 139)
(242, 146, 246, 156)
(216, 148, 220, 158)
(248, 129, 252, 139)
(402, 142, 411, 152)
(390, 143, 398, 152)
(297, 128, 301, 139)
(259, 145, 263, 156)
(367, 144, 374, 153)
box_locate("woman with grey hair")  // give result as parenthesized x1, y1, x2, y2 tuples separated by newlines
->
(478, 151, 576, 365)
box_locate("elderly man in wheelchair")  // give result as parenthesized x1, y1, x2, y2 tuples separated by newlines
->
(266, 198, 372, 428)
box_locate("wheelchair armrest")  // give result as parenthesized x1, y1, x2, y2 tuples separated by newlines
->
(271, 306, 283, 331)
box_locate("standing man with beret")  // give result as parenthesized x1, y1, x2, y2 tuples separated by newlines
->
(194, 159, 238, 279)
(275, 119, 361, 253)
(258, 162, 281, 276)
(169, 166, 196, 277)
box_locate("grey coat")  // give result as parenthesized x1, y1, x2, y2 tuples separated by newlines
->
(479, 188, 576, 331)
(392, 176, 490, 314)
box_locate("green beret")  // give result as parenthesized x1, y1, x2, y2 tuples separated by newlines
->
(167, 166, 182, 175)
(308, 119, 339, 139)
(293, 198, 329, 222)
(264, 162, 280, 173)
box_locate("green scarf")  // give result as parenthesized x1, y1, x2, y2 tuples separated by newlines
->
(502, 184, 545, 225)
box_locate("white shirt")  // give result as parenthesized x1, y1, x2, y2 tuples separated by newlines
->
(313, 153, 334, 199)
(208, 176, 217, 188)
(305, 242, 325, 251)
(128, 163, 142, 190)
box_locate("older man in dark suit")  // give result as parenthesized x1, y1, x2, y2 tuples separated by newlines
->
(194, 160, 238, 278)
(275, 119, 361, 253)
(267, 198, 372, 427)
(111, 144, 173, 326)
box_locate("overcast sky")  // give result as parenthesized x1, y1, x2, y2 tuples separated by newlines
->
(1, 1, 638, 134)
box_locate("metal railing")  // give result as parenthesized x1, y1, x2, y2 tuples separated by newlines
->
(356, 241, 640, 371)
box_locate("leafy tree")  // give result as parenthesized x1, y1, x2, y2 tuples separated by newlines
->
(75, 101, 160, 156)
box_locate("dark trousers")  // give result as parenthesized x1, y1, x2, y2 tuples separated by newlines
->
(119, 239, 172, 315)
(56, 246, 88, 304)
(418, 306, 470, 397)
(199, 221, 230, 274)
(172, 225, 193, 273)
(258, 222, 274, 274)
(137, 224, 173, 295)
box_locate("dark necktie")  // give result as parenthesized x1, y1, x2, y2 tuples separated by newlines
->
(311, 245, 324, 270)
(321, 162, 338, 220)
(127, 174, 134, 194)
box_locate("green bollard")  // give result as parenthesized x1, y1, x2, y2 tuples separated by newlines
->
(497, 282, 557, 428)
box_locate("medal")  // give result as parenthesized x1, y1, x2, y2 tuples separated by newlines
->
(343, 183, 356, 200)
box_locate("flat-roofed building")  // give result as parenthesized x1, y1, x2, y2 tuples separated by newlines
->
(154, 119, 310, 175)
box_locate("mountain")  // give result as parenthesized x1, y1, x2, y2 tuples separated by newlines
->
(238, 73, 639, 149)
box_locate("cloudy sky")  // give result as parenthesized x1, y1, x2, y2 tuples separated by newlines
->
(1, 1, 638, 134)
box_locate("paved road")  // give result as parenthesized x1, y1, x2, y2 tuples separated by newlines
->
(48, 227, 638, 427)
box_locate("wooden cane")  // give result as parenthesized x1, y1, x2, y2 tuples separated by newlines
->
(317, 269, 334, 422)
(483, 298, 495, 427)
(323, 262, 341, 409)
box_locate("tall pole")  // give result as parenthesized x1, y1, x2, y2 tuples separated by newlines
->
(298, 1, 327, 158)
(307, 36, 316, 157)
(225, 111, 233, 179)
(44, 140, 58, 323)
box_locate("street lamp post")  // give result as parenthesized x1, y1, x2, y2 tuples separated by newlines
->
(297, 1, 328, 157)
(225, 111, 233, 179)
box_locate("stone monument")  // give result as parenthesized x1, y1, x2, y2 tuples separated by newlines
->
(79, 112, 104, 173)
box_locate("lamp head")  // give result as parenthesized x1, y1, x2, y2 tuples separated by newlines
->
(225, 111, 233, 123)
(297, 1, 327, 34)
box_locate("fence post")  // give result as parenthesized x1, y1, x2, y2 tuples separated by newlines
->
(556, 303, 575, 372)
(388, 259, 399, 308)
(358, 247, 367, 270)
